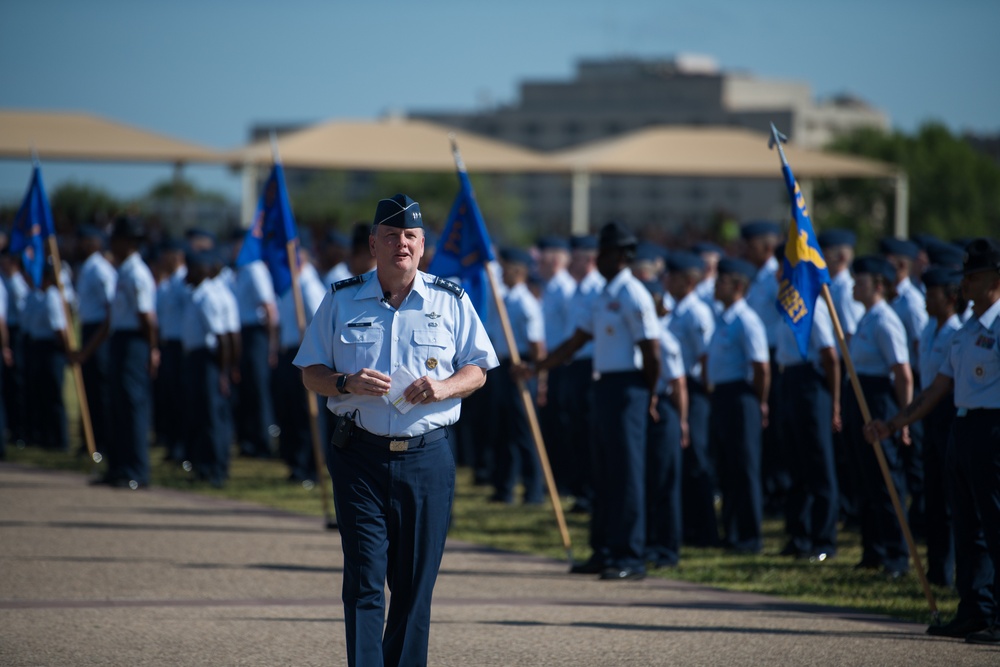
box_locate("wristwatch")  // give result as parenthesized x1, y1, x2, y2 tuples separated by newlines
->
(336, 373, 350, 394)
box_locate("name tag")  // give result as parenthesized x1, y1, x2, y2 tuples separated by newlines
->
(347, 321, 373, 328)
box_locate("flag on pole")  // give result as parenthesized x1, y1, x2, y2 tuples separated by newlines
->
(769, 124, 831, 360)
(10, 164, 55, 287)
(236, 162, 298, 296)
(428, 147, 496, 318)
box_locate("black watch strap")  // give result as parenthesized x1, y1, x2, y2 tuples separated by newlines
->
(337, 373, 350, 394)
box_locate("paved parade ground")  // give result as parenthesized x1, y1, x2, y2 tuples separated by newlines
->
(1, 463, 995, 666)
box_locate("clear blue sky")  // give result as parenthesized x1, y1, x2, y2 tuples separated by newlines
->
(1, 0, 997, 204)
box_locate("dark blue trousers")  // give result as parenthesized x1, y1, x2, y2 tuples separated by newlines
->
(781, 364, 838, 556)
(81, 323, 113, 454)
(592, 371, 648, 571)
(452, 365, 498, 482)
(237, 325, 274, 457)
(947, 409, 1000, 624)
(924, 396, 956, 586)
(492, 359, 542, 504)
(682, 379, 720, 546)
(903, 373, 926, 538)
(539, 365, 572, 494)
(108, 332, 151, 485)
(646, 391, 682, 566)
(27, 339, 67, 451)
(275, 349, 324, 482)
(844, 375, 909, 572)
(565, 358, 596, 508)
(329, 430, 455, 667)
(762, 356, 791, 512)
(156, 340, 184, 460)
(711, 380, 763, 553)
(183, 348, 230, 485)
(3, 325, 26, 445)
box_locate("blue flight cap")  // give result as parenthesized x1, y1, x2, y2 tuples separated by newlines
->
(634, 241, 666, 263)
(536, 236, 570, 251)
(911, 232, 941, 250)
(817, 228, 856, 248)
(185, 227, 217, 243)
(500, 247, 534, 267)
(878, 237, 919, 260)
(852, 255, 897, 283)
(925, 241, 965, 269)
(666, 251, 705, 273)
(690, 241, 723, 255)
(372, 194, 423, 229)
(962, 238, 1000, 275)
(717, 257, 757, 280)
(740, 220, 781, 240)
(569, 235, 598, 250)
(186, 249, 215, 269)
(921, 266, 962, 288)
(598, 221, 638, 250)
(159, 238, 186, 253)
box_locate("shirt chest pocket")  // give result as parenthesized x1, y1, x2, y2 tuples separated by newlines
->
(412, 329, 453, 375)
(340, 328, 383, 369)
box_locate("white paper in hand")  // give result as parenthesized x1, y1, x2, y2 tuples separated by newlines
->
(385, 365, 420, 414)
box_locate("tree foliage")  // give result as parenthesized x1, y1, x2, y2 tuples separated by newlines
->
(813, 122, 1000, 251)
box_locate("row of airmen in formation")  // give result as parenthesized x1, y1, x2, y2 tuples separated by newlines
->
(0, 216, 997, 601)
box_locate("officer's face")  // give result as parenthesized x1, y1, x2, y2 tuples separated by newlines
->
(961, 270, 1000, 312)
(853, 273, 877, 306)
(924, 285, 951, 320)
(714, 273, 740, 305)
(371, 225, 424, 274)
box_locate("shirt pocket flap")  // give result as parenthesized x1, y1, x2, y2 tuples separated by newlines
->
(340, 328, 382, 345)
(412, 330, 449, 348)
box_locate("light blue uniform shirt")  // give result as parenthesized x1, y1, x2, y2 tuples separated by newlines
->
(0, 278, 6, 322)
(745, 257, 781, 348)
(157, 266, 188, 342)
(892, 278, 928, 365)
(848, 300, 909, 377)
(24, 287, 66, 341)
(829, 269, 865, 336)
(568, 269, 605, 361)
(4, 272, 29, 328)
(695, 275, 719, 312)
(667, 291, 715, 379)
(657, 327, 685, 395)
(579, 268, 661, 374)
(493, 282, 544, 361)
(180, 281, 228, 352)
(293, 269, 499, 437)
(939, 297, 1000, 409)
(775, 298, 836, 368)
(76, 251, 117, 325)
(279, 263, 326, 349)
(706, 299, 769, 385)
(919, 314, 962, 390)
(212, 276, 240, 335)
(110, 252, 156, 333)
(236, 260, 276, 327)
(542, 270, 576, 351)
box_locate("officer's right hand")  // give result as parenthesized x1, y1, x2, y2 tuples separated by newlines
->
(345, 368, 392, 396)
(511, 362, 535, 381)
(863, 419, 891, 444)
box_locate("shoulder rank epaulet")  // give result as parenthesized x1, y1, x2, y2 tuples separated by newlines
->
(432, 276, 465, 298)
(331, 275, 365, 294)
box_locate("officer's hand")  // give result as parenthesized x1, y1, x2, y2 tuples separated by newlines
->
(680, 420, 690, 449)
(404, 376, 444, 404)
(148, 348, 161, 379)
(1, 347, 10, 367)
(345, 368, 391, 396)
(512, 362, 536, 381)
(231, 368, 241, 385)
(219, 374, 231, 398)
(648, 394, 660, 423)
(67, 349, 82, 366)
(759, 402, 769, 429)
(900, 425, 911, 446)
(832, 405, 843, 433)
(863, 420, 891, 444)
(268, 350, 278, 369)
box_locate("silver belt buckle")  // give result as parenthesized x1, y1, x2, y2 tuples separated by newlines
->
(389, 439, 409, 452)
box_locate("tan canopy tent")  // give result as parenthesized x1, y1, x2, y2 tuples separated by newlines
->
(549, 125, 905, 235)
(230, 117, 563, 173)
(0, 109, 225, 163)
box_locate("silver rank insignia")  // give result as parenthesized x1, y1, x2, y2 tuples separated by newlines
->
(426, 312, 441, 319)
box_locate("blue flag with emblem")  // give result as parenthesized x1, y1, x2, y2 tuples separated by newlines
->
(10, 163, 55, 288)
(769, 124, 831, 360)
(236, 162, 298, 296)
(428, 146, 496, 318)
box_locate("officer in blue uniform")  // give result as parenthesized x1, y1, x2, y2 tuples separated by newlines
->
(773, 247, 841, 561)
(691, 241, 723, 311)
(1, 252, 30, 447)
(491, 247, 545, 505)
(866, 239, 1000, 643)
(151, 240, 187, 461)
(294, 193, 498, 667)
(103, 216, 159, 489)
(846, 256, 913, 577)
(25, 265, 70, 450)
(916, 266, 964, 587)
(526, 221, 662, 581)
(706, 257, 770, 553)
(0, 274, 8, 458)
(74, 226, 117, 456)
(665, 251, 719, 547)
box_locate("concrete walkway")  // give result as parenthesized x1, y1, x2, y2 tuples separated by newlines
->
(1, 463, 994, 666)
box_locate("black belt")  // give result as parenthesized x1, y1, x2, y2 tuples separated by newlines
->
(956, 407, 1000, 417)
(351, 426, 447, 452)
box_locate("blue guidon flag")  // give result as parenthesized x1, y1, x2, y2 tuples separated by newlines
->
(428, 142, 496, 318)
(769, 124, 831, 360)
(236, 162, 298, 296)
(10, 163, 55, 287)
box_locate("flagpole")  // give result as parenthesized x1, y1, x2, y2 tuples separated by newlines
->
(29, 152, 100, 464)
(769, 125, 938, 623)
(450, 137, 573, 564)
(271, 137, 335, 531)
